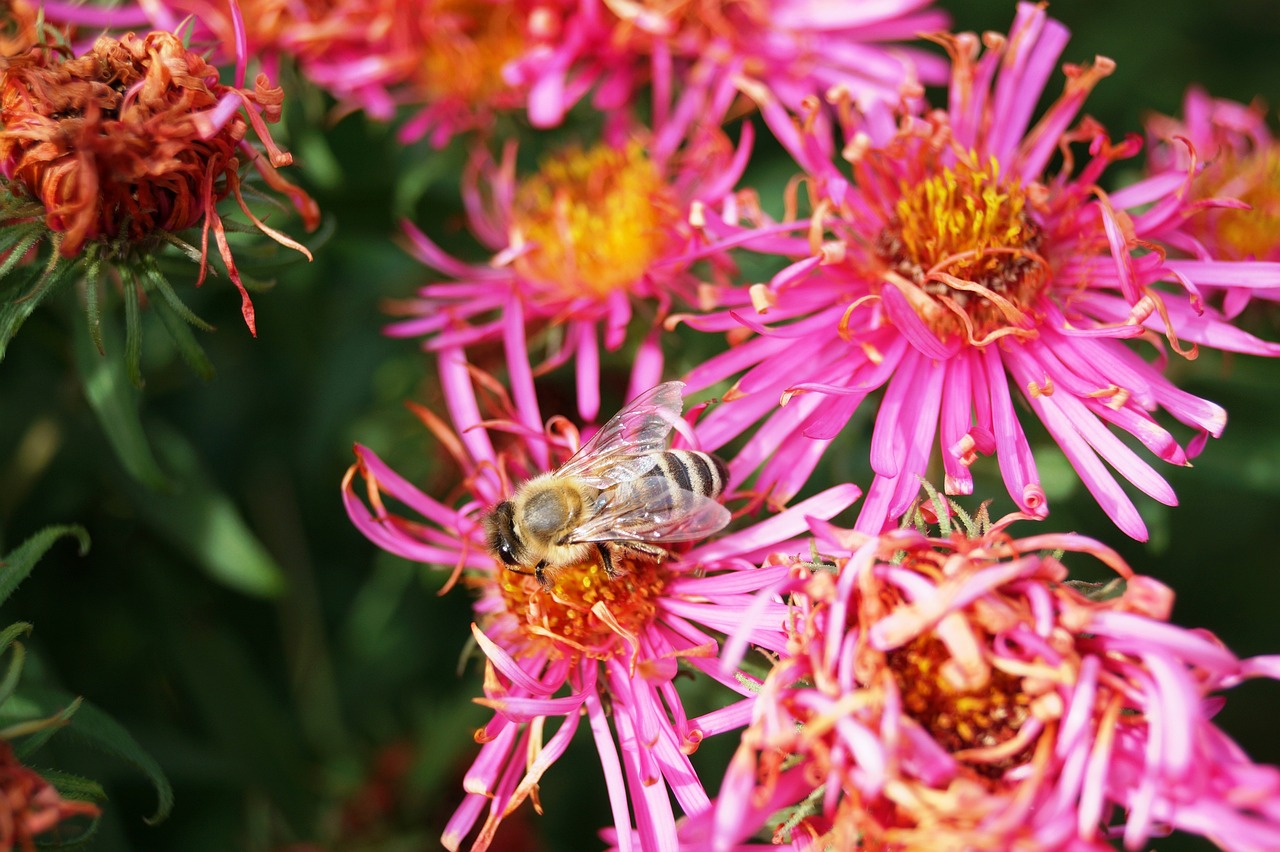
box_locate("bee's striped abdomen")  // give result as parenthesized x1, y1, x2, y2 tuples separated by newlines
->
(647, 450, 727, 508)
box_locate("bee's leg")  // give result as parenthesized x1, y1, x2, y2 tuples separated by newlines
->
(596, 543, 617, 577)
(534, 560, 549, 588)
(615, 541, 668, 562)
(598, 541, 667, 578)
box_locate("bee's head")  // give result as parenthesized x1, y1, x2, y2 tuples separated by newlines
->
(483, 501, 523, 566)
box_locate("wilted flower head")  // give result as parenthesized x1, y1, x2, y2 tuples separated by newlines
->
(677, 2, 1280, 540)
(0, 740, 99, 850)
(343, 349, 859, 851)
(1, 0, 43, 57)
(686, 509, 1280, 851)
(0, 30, 318, 333)
(1146, 86, 1280, 312)
(389, 67, 760, 422)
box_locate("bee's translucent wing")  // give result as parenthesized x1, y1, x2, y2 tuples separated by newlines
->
(557, 382, 686, 488)
(569, 477, 732, 544)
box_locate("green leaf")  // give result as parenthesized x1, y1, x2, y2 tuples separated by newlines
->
(0, 630, 30, 707)
(0, 622, 32, 655)
(142, 263, 217, 380)
(42, 768, 108, 802)
(0, 229, 43, 281)
(141, 261, 214, 332)
(82, 259, 106, 355)
(7, 695, 77, 751)
(0, 525, 90, 608)
(16, 686, 173, 825)
(121, 267, 144, 388)
(0, 261, 71, 364)
(72, 309, 172, 491)
(132, 425, 285, 598)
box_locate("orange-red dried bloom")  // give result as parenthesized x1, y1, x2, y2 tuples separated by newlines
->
(0, 0, 43, 58)
(0, 741, 99, 850)
(0, 31, 318, 333)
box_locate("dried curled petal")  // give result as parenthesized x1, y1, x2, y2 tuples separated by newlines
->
(0, 30, 317, 333)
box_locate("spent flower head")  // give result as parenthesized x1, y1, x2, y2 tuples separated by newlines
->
(0, 740, 100, 851)
(343, 348, 860, 851)
(0, 27, 318, 349)
(675, 2, 1280, 540)
(681, 508, 1280, 851)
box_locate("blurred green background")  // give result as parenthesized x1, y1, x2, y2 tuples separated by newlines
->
(2, 0, 1279, 849)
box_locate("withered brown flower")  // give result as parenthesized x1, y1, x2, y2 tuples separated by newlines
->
(0, 0, 43, 59)
(0, 30, 319, 333)
(0, 741, 99, 850)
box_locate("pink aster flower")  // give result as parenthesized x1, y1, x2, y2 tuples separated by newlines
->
(504, 0, 951, 130)
(387, 66, 761, 422)
(675, 2, 1280, 541)
(283, 0, 577, 145)
(342, 348, 860, 851)
(673, 510, 1280, 851)
(1146, 86, 1280, 314)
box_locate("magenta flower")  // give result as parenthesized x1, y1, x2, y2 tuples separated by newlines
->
(343, 349, 860, 851)
(284, 0, 572, 146)
(505, 0, 951, 129)
(675, 2, 1280, 541)
(1146, 86, 1280, 314)
(672, 512, 1280, 851)
(387, 66, 760, 422)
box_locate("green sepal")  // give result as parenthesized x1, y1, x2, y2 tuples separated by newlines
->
(0, 228, 44, 282)
(72, 308, 172, 491)
(36, 769, 106, 850)
(0, 622, 33, 657)
(0, 628, 32, 707)
(6, 695, 78, 751)
(1064, 577, 1127, 602)
(140, 262, 216, 380)
(0, 525, 90, 608)
(0, 256, 74, 364)
(41, 768, 108, 804)
(81, 256, 106, 356)
(139, 258, 214, 332)
(121, 266, 144, 388)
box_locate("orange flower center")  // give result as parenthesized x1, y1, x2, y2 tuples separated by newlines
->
(511, 142, 677, 299)
(887, 636, 1032, 778)
(416, 0, 526, 105)
(872, 157, 1049, 346)
(498, 554, 667, 658)
(1190, 146, 1280, 261)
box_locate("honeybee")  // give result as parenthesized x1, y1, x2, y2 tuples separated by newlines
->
(483, 381, 731, 587)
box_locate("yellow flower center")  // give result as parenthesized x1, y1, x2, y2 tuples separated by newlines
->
(1191, 147, 1280, 261)
(511, 142, 678, 299)
(498, 554, 667, 658)
(887, 636, 1032, 778)
(873, 157, 1049, 345)
(416, 0, 526, 104)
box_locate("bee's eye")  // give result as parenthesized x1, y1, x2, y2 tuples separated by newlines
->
(498, 540, 517, 565)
